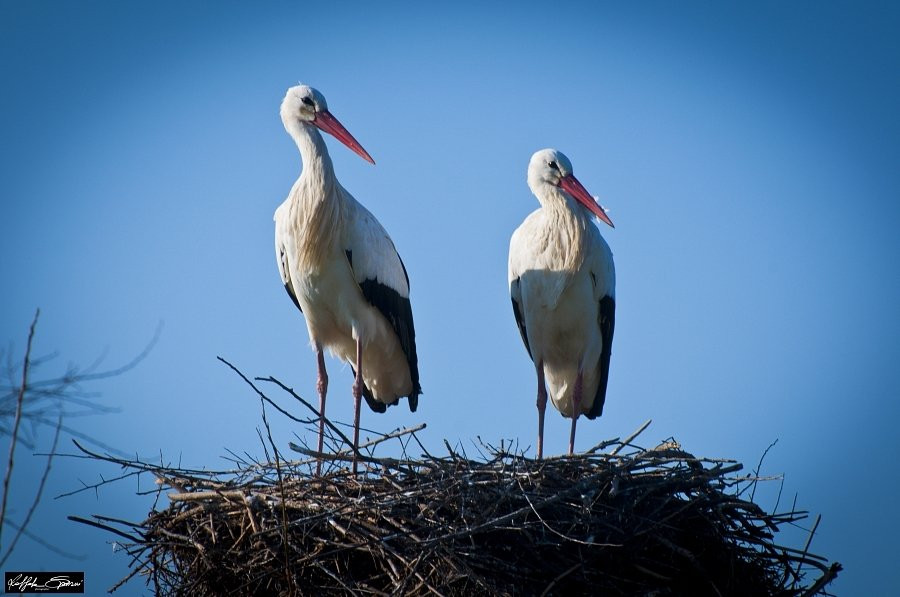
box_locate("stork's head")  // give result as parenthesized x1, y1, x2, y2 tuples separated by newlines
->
(281, 84, 328, 122)
(281, 84, 374, 164)
(528, 148, 614, 228)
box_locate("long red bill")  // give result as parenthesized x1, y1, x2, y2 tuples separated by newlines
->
(559, 174, 615, 228)
(313, 110, 375, 164)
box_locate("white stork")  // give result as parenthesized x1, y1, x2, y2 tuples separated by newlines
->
(274, 84, 420, 473)
(508, 149, 615, 459)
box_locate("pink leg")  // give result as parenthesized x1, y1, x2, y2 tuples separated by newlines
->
(351, 337, 363, 474)
(569, 369, 583, 455)
(536, 361, 547, 460)
(315, 346, 328, 476)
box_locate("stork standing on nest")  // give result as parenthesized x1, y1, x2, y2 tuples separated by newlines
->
(508, 149, 615, 459)
(274, 84, 421, 474)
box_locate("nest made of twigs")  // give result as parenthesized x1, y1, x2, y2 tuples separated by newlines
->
(69, 366, 840, 596)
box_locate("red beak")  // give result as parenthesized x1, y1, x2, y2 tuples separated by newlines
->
(313, 110, 375, 165)
(558, 174, 615, 228)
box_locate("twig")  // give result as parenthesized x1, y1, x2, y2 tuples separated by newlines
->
(609, 418, 652, 456)
(0, 414, 62, 566)
(259, 394, 295, 595)
(795, 512, 822, 585)
(0, 518, 85, 560)
(747, 439, 779, 501)
(0, 309, 39, 548)
(540, 562, 582, 597)
(289, 423, 425, 459)
(254, 374, 357, 451)
(800, 563, 842, 597)
(68, 515, 143, 543)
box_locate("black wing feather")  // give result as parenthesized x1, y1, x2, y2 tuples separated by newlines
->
(510, 277, 532, 360)
(346, 250, 421, 413)
(283, 284, 302, 313)
(280, 246, 302, 312)
(587, 295, 615, 420)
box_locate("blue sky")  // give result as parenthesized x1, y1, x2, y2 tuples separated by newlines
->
(2, 1, 898, 593)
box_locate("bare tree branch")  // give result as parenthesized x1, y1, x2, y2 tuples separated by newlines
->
(0, 414, 62, 566)
(0, 312, 157, 560)
(0, 309, 39, 548)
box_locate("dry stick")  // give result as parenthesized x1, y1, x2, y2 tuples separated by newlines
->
(516, 478, 621, 548)
(608, 418, 652, 456)
(259, 397, 295, 596)
(107, 563, 144, 594)
(586, 436, 621, 454)
(253, 374, 358, 455)
(66, 441, 170, 475)
(168, 490, 249, 503)
(417, 471, 609, 548)
(215, 357, 310, 425)
(67, 515, 143, 543)
(795, 513, 822, 583)
(288, 423, 425, 461)
(800, 514, 821, 556)
(353, 423, 426, 453)
(800, 562, 842, 597)
(314, 560, 362, 595)
(747, 439, 779, 501)
(0, 309, 39, 549)
(290, 447, 417, 476)
(540, 561, 583, 597)
(60, 441, 256, 481)
(0, 414, 63, 566)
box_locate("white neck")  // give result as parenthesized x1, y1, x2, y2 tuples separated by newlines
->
(533, 183, 588, 272)
(284, 119, 344, 269)
(285, 120, 335, 188)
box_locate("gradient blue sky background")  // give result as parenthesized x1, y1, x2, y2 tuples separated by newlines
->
(2, 1, 898, 593)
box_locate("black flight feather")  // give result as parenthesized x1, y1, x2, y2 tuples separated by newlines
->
(280, 246, 302, 312)
(510, 277, 532, 359)
(346, 250, 421, 413)
(283, 284, 302, 313)
(587, 295, 615, 420)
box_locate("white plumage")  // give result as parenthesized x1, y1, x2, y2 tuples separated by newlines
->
(509, 149, 615, 459)
(274, 84, 420, 473)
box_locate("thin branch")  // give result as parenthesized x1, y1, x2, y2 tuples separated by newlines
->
(540, 562, 583, 597)
(253, 373, 356, 451)
(747, 438, 779, 501)
(608, 418, 652, 456)
(0, 309, 39, 548)
(67, 515, 143, 543)
(288, 424, 425, 459)
(800, 563, 842, 597)
(0, 414, 63, 566)
(0, 518, 85, 560)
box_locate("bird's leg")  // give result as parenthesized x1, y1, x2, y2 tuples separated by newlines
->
(351, 337, 363, 474)
(315, 345, 328, 476)
(536, 361, 547, 460)
(569, 368, 584, 455)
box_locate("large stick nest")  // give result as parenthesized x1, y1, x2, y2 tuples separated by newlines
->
(69, 364, 840, 596)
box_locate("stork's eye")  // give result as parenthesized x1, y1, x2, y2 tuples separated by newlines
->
(301, 97, 315, 107)
(548, 161, 559, 171)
